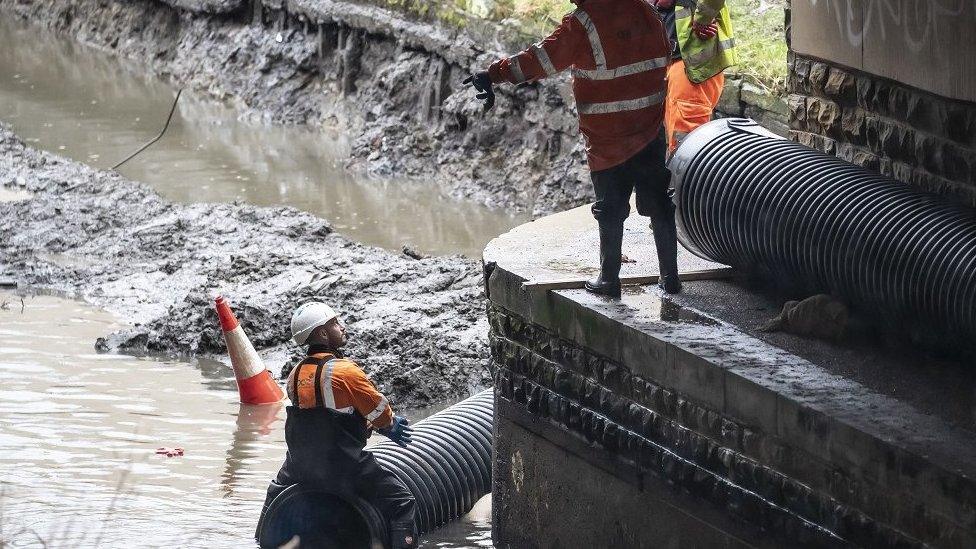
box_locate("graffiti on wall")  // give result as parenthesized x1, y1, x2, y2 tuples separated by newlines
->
(808, 0, 971, 52)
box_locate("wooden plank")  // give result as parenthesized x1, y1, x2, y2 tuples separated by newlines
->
(521, 268, 736, 292)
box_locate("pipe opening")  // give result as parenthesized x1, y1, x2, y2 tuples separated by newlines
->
(257, 485, 387, 549)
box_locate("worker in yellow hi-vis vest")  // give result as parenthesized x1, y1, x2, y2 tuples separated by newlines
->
(654, 0, 738, 155)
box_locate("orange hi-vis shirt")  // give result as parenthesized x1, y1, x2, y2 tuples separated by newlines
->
(286, 352, 394, 429)
(488, 0, 670, 172)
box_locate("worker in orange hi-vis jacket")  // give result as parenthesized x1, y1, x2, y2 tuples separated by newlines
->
(464, 0, 682, 296)
(258, 302, 418, 548)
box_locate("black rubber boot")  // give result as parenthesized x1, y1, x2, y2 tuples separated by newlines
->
(585, 221, 624, 299)
(650, 205, 681, 295)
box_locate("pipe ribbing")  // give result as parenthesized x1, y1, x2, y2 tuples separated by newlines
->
(256, 390, 493, 548)
(670, 118, 976, 343)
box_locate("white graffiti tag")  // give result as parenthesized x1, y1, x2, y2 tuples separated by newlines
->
(808, 0, 972, 52)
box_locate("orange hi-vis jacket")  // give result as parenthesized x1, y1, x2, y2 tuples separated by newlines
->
(488, 0, 670, 172)
(286, 350, 394, 429)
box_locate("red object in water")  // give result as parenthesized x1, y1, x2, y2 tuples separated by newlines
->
(156, 447, 185, 457)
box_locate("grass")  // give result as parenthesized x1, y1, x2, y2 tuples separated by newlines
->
(368, 0, 789, 96)
(727, 0, 789, 95)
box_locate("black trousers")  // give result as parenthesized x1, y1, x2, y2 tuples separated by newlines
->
(589, 131, 679, 278)
(354, 463, 417, 548)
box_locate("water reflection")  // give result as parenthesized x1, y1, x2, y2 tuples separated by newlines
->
(0, 293, 490, 547)
(0, 18, 528, 257)
(223, 402, 285, 498)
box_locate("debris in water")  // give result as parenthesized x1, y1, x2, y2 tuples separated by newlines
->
(402, 245, 428, 260)
(156, 447, 185, 457)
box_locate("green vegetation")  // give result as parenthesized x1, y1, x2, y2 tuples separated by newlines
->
(728, 0, 789, 95)
(370, 0, 788, 95)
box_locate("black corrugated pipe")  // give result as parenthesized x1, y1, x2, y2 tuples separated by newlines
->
(670, 118, 976, 346)
(255, 390, 493, 548)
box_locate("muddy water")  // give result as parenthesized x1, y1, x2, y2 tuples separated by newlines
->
(0, 292, 490, 547)
(0, 18, 527, 258)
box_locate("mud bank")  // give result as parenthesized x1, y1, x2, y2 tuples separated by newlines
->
(0, 124, 489, 407)
(0, 0, 592, 216)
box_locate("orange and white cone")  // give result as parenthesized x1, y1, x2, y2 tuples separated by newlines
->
(215, 296, 285, 405)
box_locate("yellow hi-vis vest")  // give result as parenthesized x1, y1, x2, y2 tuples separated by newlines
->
(675, 0, 738, 83)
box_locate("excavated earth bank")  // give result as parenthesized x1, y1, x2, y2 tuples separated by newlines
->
(0, 125, 489, 407)
(0, 0, 592, 216)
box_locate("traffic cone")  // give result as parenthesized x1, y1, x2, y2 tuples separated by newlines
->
(215, 296, 285, 405)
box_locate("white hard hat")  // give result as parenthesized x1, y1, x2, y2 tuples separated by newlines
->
(291, 301, 339, 345)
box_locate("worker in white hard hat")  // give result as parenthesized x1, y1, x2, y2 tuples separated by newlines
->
(259, 301, 418, 548)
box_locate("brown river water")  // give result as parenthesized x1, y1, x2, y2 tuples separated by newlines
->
(0, 14, 497, 547)
(0, 18, 527, 258)
(0, 291, 491, 547)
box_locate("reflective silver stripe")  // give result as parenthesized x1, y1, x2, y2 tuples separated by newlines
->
(532, 43, 557, 76)
(321, 360, 336, 409)
(509, 56, 527, 83)
(573, 56, 669, 80)
(675, 7, 692, 19)
(577, 90, 666, 115)
(573, 9, 607, 68)
(366, 396, 389, 421)
(683, 37, 735, 66)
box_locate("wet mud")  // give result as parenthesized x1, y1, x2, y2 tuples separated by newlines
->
(0, 0, 594, 216)
(0, 124, 490, 407)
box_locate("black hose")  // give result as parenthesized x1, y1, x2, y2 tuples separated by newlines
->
(111, 88, 182, 170)
(256, 390, 493, 547)
(669, 118, 976, 345)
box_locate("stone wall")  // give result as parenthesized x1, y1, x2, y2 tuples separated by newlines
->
(788, 52, 976, 208)
(482, 205, 976, 549)
(717, 77, 789, 137)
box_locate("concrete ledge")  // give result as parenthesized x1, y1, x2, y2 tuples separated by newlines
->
(485, 204, 976, 548)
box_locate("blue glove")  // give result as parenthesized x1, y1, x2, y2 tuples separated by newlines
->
(378, 416, 414, 447)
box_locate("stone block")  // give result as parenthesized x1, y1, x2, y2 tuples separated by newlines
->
(850, 147, 880, 171)
(824, 67, 856, 104)
(745, 105, 790, 137)
(716, 78, 743, 117)
(945, 102, 976, 147)
(775, 396, 832, 463)
(723, 370, 778, 436)
(855, 74, 874, 110)
(741, 82, 789, 117)
(841, 107, 866, 143)
(788, 94, 807, 130)
(809, 61, 829, 92)
(812, 98, 842, 136)
(792, 56, 811, 95)
(666, 345, 725, 412)
(940, 141, 973, 182)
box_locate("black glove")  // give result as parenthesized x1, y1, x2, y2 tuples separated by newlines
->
(463, 71, 495, 112)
